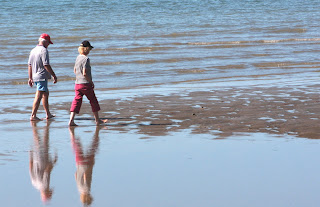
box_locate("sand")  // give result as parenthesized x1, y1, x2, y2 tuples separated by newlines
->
(2, 79, 320, 206)
(30, 81, 319, 140)
(1, 74, 319, 140)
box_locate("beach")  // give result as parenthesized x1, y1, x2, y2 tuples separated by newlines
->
(2, 0, 320, 206)
(3, 70, 320, 139)
(2, 73, 320, 206)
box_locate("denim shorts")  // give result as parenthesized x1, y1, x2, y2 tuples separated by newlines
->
(35, 80, 48, 92)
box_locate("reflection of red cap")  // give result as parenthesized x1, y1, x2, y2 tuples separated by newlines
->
(40, 33, 53, 44)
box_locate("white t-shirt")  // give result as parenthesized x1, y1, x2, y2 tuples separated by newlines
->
(28, 45, 51, 81)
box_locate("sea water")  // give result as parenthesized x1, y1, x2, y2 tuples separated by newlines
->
(1, 0, 320, 96)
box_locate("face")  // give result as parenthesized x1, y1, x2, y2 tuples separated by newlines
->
(84, 48, 91, 55)
(43, 41, 50, 48)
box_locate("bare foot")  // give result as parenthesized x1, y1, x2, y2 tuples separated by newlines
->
(30, 116, 42, 121)
(46, 114, 56, 119)
(96, 119, 108, 126)
(69, 121, 78, 126)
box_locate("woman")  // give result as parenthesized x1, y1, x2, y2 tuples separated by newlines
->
(69, 40, 107, 126)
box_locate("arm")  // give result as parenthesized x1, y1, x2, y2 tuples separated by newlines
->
(28, 65, 33, 87)
(44, 65, 57, 83)
(83, 67, 94, 88)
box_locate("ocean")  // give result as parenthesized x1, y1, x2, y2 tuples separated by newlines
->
(1, 0, 320, 95)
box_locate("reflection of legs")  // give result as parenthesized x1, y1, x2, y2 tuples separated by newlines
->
(30, 91, 42, 121)
(42, 91, 55, 119)
(69, 126, 101, 206)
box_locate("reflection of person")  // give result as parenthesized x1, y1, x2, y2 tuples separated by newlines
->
(68, 40, 107, 126)
(29, 121, 58, 203)
(69, 126, 101, 206)
(28, 33, 58, 121)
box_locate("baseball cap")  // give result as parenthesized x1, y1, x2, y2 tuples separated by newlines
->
(40, 33, 53, 44)
(80, 40, 94, 49)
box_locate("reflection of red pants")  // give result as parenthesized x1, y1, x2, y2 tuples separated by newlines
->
(70, 84, 100, 114)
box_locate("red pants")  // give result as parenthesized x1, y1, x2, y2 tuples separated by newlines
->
(70, 84, 100, 114)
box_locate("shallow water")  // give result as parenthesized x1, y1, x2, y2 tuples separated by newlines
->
(1, 121, 320, 207)
(1, 0, 320, 95)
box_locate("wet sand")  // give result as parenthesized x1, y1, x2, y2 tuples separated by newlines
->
(1, 77, 320, 206)
(2, 76, 320, 139)
(102, 86, 320, 139)
(41, 80, 320, 139)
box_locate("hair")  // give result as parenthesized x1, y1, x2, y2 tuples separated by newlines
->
(38, 38, 48, 44)
(81, 193, 93, 205)
(78, 46, 91, 55)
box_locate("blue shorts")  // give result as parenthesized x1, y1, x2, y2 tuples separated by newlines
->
(35, 80, 48, 92)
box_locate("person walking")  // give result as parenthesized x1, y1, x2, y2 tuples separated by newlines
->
(28, 33, 57, 121)
(69, 40, 107, 126)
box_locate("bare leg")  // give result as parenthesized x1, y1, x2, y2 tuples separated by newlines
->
(30, 91, 42, 121)
(42, 91, 55, 119)
(69, 112, 78, 126)
(93, 111, 108, 125)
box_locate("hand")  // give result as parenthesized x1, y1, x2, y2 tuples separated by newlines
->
(28, 79, 33, 87)
(53, 76, 57, 84)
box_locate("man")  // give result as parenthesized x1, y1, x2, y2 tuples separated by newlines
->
(28, 33, 57, 121)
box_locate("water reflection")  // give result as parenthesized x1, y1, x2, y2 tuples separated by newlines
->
(29, 121, 58, 203)
(69, 126, 102, 206)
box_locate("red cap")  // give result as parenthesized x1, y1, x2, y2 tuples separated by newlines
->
(40, 33, 53, 44)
